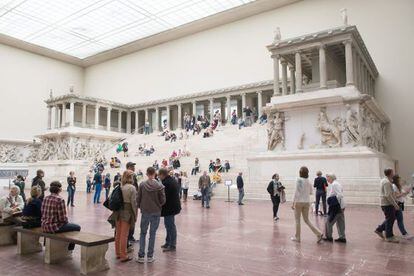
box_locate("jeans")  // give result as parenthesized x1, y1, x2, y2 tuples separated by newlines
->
(139, 213, 160, 258)
(86, 180, 91, 193)
(56, 223, 81, 250)
(144, 127, 149, 135)
(67, 186, 75, 206)
(325, 212, 346, 239)
(271, 195, 280, 218)
(201, 187, 210, 207)
(294, 202, 322, 240)
(376, 205, 396, 238)
(238, 188, 244, 204)
(315, 190, 327, 214)
(395, 204, 407, 235)
(94, 184, 102, 203)
(164, 215, 177, 248)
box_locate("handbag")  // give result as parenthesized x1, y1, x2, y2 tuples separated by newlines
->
(280, 190, 286, 203)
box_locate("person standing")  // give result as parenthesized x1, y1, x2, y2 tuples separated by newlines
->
(291, 166, 323, 243)
(267, 173, 284, 221)
(136, 167, 166, 263)
(104, 173, 111, 200)
(14, 175, 26, 204)
(108, 170, 137, 262)
(198, 171, 211, 208)
(86, 170, 93, 193)
(66, 171, 76, 207)
(144, 120, 150, 135)
(392, 175, 412, 239)
(32, 169, 46, 201)
(93, 169, 103, 204)
(313, 171, 328, 216)
(374, 168, 400, 243)
(159, 168, 181, 252)
(126, 162, 139, 246)
(323, 173, 346, 243)
(181, 172, 189, 202)
(236, 172, 245, 205)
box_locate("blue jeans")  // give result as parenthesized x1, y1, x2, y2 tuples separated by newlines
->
(164, 215, 177, 247)
(238, 188, 244, 204)
(67, 186, 75, 206)
(86, 180, 91, 193)
(94, 184, 102, 203)
(144, 127, 149, 135)
(139, 213, 160, 258)
(56, 223, 81, 250)
(376, 205, 396, 238)
(396, 206, 408, 235)
(201, 187, 210, 207)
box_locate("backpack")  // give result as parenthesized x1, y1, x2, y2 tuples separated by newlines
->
(103, 185, 124, 211)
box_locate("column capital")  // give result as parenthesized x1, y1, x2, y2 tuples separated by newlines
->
(342, 39, 352, 46)
(256, 90, 262, 94)
(318, 43, 326, 49)
(288, 64, 295, 70)
(271, 53, 281, 59)
(280, 58, 288, 65)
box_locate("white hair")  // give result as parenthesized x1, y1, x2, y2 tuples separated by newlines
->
(326, 173, 337, 181)
(10, 185, 20, 194)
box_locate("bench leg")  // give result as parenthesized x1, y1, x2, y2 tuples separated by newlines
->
(44, 238, 72, 264)
(80, 244, 109, 275)
(17, 232, 42, 254)
(0, 225, 15, 246)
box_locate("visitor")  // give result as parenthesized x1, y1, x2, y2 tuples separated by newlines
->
(291, 166, 323, 243)
(159, 168, 181, 252)
(32, 169, 46, 201)
(41, 181, 81, 250)
(14, 175, 26, 204)
(208, 160, 214, 173)
(93, 169, 103, 204)
(191, 157, 200, 175)
(314, 171, 327, 216)
(122, 141, 129, 157)
(238, 118, 245, 129)
(323, 173, 346, 243)
(108, 170, 137, 262)
(259, 112, 267, 125)
(174, 171, 182, 199)
(126, 161, 139, 190)
(231, 110, 237, 125)
(236, 172, 244, 205)
(391, 174, 411, 239)
(104, 173, 111, 200)
(198, 171, 211, 208)
(116, 143, 123, 154)
(374, 168, 400, 243)
(66, 171, 76, 207)
(267, 173, 284, 221)
(243, 106, 253, 126)
(0, 185, 24, 224)
(22, 186, 42, 228)
(126, 162, 139, 246)
(224, 160, 230, 172)
(136, 167, 166, 263)
(161, 159, 168, 168)
(114, 172, 122, 186)
(144, 120, 150, 135)
(252, 106, 258, 122)
(153, 160, 159, 171)
(181, 172, 189, 202)
(86, 170, 93, 193)
(172, 158, 181, 169)
(170, 132, 177, 143)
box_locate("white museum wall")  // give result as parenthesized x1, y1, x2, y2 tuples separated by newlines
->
(0, 44, 84, 140)
(83, 0, 414, 180)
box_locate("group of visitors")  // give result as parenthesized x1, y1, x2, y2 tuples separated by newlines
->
(137, 144, 155, 156)
(110, 157, 122, 168)
(116, 141, 129, 157)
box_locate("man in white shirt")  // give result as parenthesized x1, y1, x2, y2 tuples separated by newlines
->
(324, 173, 346, 243)
(0, 186, 24, 224)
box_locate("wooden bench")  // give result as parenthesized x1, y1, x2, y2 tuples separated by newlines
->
(14, 227, 114, 275)
(0, 221, 16, 245)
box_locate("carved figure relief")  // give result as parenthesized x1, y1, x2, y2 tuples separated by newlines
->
(297, 133, 305, 150)
(0, 144, 23, 163)
(359, 105, 386, 152)
(267, 111, 285, 151)
(344, 104, 360, 146)
(316, 107, 344, 147)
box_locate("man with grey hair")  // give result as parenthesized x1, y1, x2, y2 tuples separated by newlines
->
(0, 186, 24, 224)
(323, 173, 346, 243)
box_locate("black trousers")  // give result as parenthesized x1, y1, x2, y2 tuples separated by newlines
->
(376, 205, 396, 238)
(315, 190, 327, 214)
(271, 195, 280, 218)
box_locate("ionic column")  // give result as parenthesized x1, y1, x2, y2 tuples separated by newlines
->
(241, 93, 246, 120)
(344, 40, 354, 86)
(192, 101, 197, 117)
(289, 65, 295, 94)
(118, 110, 122, 132)
(257, 91, 263, 120)
(47, 106, 52, 129)
(281, 59, 288, 95)
(273, 54, 280, 95)
(126, 111, 131, 133)
(94, 105, 100, 129)
(154, 107, 160, 132)
(135, 110, 139, 133)
(295, 52, 303, 92)
(166, 105, 171, 130)
(81, 103, 87, 128)
(177, 104, 182, 129)
(209, 98, 214, 120)
(61, 103, 66, 127)
(69, 102, 75, 127)
(319, 44, 327, 89)
(106, 107, 111, 131)
(54, 105, 59, 129)
(226, 95, 231, 122)
(56, 106, 61, 128)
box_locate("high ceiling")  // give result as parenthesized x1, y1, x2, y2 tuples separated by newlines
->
(0, 0, 255, 59)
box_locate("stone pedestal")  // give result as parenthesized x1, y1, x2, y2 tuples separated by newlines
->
(0, 224, 15, 245)
(17, 232, 42, 254)
(44, 238, 72, 264)
(80, 244, 109, 275)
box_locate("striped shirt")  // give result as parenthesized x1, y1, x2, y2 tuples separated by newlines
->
(41, 194, 67, 233)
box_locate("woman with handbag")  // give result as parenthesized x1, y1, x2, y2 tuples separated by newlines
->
(267, 173, 285, 221)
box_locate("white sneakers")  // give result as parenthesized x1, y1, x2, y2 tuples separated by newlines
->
(402, 234, 413, 240)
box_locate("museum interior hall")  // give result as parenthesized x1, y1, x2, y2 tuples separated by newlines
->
(0, 0, 413, 275)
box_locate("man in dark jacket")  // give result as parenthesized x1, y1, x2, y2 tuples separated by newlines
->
(32, 169, 46, 201)
(126, 162, 138, 246)
(159, 168, 181, 252)
(236, 172, 244, 205)
(314, 171, 328, 215)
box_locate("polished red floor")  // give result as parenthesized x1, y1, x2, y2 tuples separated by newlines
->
(1, 191, 414, 276)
